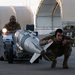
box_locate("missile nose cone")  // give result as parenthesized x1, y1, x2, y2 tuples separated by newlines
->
(26, 39, 44, 54)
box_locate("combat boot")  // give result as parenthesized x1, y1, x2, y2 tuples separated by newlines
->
(51, 60, 57, 68)
(63, 61, 69, 69)
(63, 57, 69, 69)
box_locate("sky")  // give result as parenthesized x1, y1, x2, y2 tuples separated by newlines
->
(0, 0, 41, 14)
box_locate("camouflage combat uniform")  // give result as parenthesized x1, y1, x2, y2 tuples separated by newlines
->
(40, 35, 73, 68)
(4, 22, 21, 31)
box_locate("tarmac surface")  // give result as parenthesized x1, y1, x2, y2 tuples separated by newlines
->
(0, 47, 75, 75)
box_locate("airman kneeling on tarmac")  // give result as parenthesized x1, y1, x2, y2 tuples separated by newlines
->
(40, 29, 73, 69)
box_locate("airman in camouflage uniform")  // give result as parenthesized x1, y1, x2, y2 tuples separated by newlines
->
(3, 15, 21, 31)
(40, 29, 73, 69)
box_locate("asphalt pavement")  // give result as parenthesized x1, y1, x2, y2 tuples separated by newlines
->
(0, 47, 75, 75)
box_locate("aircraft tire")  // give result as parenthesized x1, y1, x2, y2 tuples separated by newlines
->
(8, 48, 14, 63)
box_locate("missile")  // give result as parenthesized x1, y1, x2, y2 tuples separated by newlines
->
(30, 41, 53, 63)
(14, 30, 53, 63)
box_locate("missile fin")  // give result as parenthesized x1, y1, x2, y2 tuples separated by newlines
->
(30, 53, 40, 63)
(44, 41, 53, 51)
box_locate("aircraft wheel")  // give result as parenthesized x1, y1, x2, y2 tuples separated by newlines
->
(0, 56, 4, 61)
(8, 48, 14, 63)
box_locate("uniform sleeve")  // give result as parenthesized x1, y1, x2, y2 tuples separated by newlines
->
(17, 23, 21, 30)
(40, 35, 53, 45)
(64, 36, 74, 45)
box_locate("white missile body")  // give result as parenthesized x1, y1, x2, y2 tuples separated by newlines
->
(15, 30, 43, 53)
(15, 30, 53, 63)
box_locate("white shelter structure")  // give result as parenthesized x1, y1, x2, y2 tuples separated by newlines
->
(36, 0, 61, 34)
(35, 0, 75, 34)
(0, 6, 34, 30)
(0, 0, 75, 34)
